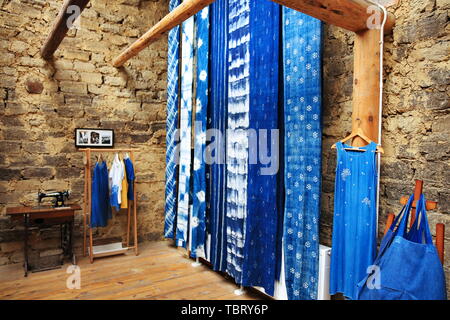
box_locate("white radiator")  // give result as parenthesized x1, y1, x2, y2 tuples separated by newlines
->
(317, 244, 331, 300)
(254, 244, 331, 300)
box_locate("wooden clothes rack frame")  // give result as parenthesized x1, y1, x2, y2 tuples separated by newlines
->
(80, 148, 139, 263)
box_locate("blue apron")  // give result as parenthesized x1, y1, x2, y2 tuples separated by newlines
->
(357, 195, 447, 300)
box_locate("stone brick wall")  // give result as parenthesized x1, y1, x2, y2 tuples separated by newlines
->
(0, 0, 169, 264)
(0, 0, 448, 296)
(320, 0, 449, 294)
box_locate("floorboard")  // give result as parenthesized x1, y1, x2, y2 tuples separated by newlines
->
(0, 240, 264, 300)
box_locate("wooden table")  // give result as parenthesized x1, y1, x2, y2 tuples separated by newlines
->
(6, 205, 81, 277)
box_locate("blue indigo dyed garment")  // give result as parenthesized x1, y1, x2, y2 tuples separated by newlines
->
(176, 13, 195, 248)
(206, 0, 228, 271)
(164, 0, 181, 239)
(124, 157, 135, 200)
(241, 0, 280, 296)
(91, 161, 112, 228)
(191, 6, 209, 259)
(357, 195, 447, 300)
(330, 141, 378, 300)
(225, 0, 250, 284)
(282, 9, 323, 300)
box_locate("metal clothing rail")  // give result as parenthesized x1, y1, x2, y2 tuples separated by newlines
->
(79, 148, 139, 263)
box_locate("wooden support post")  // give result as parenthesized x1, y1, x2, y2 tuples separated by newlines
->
(87, 149, 94, 263)
(410, 179, 423, 228)
(130, 152, 139, 256)
(126, 205, 131, 248)
(352, 29, 381, 146)
(41, 0, 90, 60)
(384, 213, 395, 236)
(83, 152, 88, 257)
(436, 223, 445, 265)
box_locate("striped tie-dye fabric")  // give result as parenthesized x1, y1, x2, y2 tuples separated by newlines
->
(191, 7, 209, 259)
(206, 0, 229, 272)
(225, 0, 250, 284)
(164, 0, 181, 239)
(282, 9, 323, 300)
(242, 0, 280, 297)
(176, 13, 195, 248)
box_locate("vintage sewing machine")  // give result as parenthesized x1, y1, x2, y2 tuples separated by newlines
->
(37, 190, 70, 208)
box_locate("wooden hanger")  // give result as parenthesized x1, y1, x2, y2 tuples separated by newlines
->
(331, 127, 384, 153)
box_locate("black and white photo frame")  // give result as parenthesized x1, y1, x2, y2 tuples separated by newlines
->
(75, 128, 114, 148)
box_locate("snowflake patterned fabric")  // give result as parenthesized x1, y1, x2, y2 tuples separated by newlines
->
(206, 0, 229, 272)
(282, 9, 323, 300)
(176, 13, 195, 248)
(330, 141, 378, 300)
(225, 0, 250, 284)
(190, 7, 209, 259)
(241, 0, 280, 296)
(164, 0, 181, 239)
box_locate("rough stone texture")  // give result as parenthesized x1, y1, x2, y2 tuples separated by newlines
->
(0, 0, 168, 264)
(0, 0, 449, 297)
(321, 0, 450, 295)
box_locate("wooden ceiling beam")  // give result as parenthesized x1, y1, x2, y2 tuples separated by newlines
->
(41, 0, 91, 60)
(273, 0, 395, 33)
(112, 0, 394, 67)
(113, 0, 215, 67)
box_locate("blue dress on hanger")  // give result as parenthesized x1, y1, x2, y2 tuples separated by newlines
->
(91, 161, 112, 228)
(330, 141, 378, 300)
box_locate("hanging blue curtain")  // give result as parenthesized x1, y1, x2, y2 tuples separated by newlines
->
(225, 0, 250, 284)
(176, 13, 195, 248)
(191, 6, 209, 259)
(206, 0, 228, 271)
(164, 0, 181, 239)
(282, 10, 323, 300)
(241, 0, 280, 296)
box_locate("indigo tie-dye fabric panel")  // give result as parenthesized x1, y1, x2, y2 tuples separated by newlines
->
(225, 0, 250, 284)
(206, 0, 228, 272)
(176, 14, 195, 248)
(282, 9, 323, 300)
(191, 7, 209, 259)
(241, 0, 280, 297)
(164, 0, 181, 239)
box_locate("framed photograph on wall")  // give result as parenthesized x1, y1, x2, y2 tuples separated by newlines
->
(75, 128, 114, 148)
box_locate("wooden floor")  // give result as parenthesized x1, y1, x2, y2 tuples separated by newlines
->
(0, 241, 263, 300)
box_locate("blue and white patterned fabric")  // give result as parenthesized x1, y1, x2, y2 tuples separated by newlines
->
(176, 12, 195, 248)
(282, 9, 323, 300)
(191, 7, 209, 259)
(164, 0, 181, 239)
(206, 0, 229, 272)
(241, 0, 280, 297)
(225, 0, 250, 284)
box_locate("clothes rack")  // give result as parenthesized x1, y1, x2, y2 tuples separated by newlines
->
(79, 148, 139, 263)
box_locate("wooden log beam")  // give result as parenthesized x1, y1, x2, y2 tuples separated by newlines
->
(112, 0, 215, 67)
(351, 29, 381, 146)
(113, 0, 395, 67)
(272, 0, 395, 33)
(41, 0, 90, 60)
